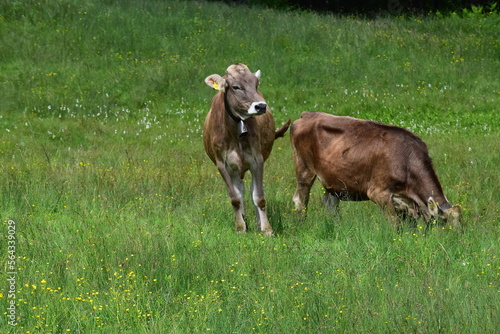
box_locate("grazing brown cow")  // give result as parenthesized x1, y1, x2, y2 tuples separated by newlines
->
(291, 111, 461, 229)
(204, 64, 290, 235)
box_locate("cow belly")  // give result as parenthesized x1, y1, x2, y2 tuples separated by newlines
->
(325, 188, 369, 201)
(318, 175, 370, 201)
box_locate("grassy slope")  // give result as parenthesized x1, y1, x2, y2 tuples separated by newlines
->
(0, 0, 498, 332)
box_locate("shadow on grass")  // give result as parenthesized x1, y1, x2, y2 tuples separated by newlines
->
(267, 199, 341, 238)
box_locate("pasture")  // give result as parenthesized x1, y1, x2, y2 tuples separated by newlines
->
(1, 0, 498, 332)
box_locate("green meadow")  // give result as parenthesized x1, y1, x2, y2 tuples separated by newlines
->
(1, 0, 498, 332)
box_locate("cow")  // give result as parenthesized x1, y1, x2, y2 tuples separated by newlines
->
(203, 63, 290, 235)
(290, 111, 461, 230)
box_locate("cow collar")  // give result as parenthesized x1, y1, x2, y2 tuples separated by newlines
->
(225, 108, 248, 137)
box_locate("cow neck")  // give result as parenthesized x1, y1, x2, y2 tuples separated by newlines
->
(224, 98, 248, 137)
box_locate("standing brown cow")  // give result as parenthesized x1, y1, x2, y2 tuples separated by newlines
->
(204, 64, 290, 235)
(291, 111, 461, 229)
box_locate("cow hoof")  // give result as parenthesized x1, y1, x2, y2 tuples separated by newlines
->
(262, 229, 274, 237)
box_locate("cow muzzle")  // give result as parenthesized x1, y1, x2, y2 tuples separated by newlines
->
(248, 102, 267, 115)
(443, 205, 462, 228)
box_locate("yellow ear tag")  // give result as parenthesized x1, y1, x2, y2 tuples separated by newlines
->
(213, 81, 220, 91)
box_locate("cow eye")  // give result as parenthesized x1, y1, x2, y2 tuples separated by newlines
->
(232, 85, 242, 91)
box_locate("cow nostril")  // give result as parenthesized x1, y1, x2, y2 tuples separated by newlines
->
(256, 103, 267, 113)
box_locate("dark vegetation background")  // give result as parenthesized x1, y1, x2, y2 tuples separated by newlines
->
(214, 0, 498, 14)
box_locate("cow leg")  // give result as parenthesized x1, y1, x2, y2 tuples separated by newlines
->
(392, 194, 420, 229)
(322, 192, 340, 213)
(250, 160, 273, 236)
(292, 171, 316, 212)
(368, 189, 402, 231)
(216, 161, 246, 233)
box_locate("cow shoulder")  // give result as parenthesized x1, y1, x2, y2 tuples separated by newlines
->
(203, 92, 234, 159)
(204, 92, 226, 137)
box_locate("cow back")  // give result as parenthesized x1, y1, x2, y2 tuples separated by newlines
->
(291, 112, 446, 205)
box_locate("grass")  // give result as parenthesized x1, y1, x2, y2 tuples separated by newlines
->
(0, 0, 499, 332)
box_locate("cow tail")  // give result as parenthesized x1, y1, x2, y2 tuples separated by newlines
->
(275, 119, 291, 139)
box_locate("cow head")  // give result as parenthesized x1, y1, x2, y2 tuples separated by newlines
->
(205, 64, 267, 121)
(392, 194, 462, 228)
(428, 197, 462, 228)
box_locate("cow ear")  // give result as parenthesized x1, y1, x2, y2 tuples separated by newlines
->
(205, 75, 226, 92)
(255, 70, 261, 80)
(428, 197, 439, 216)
